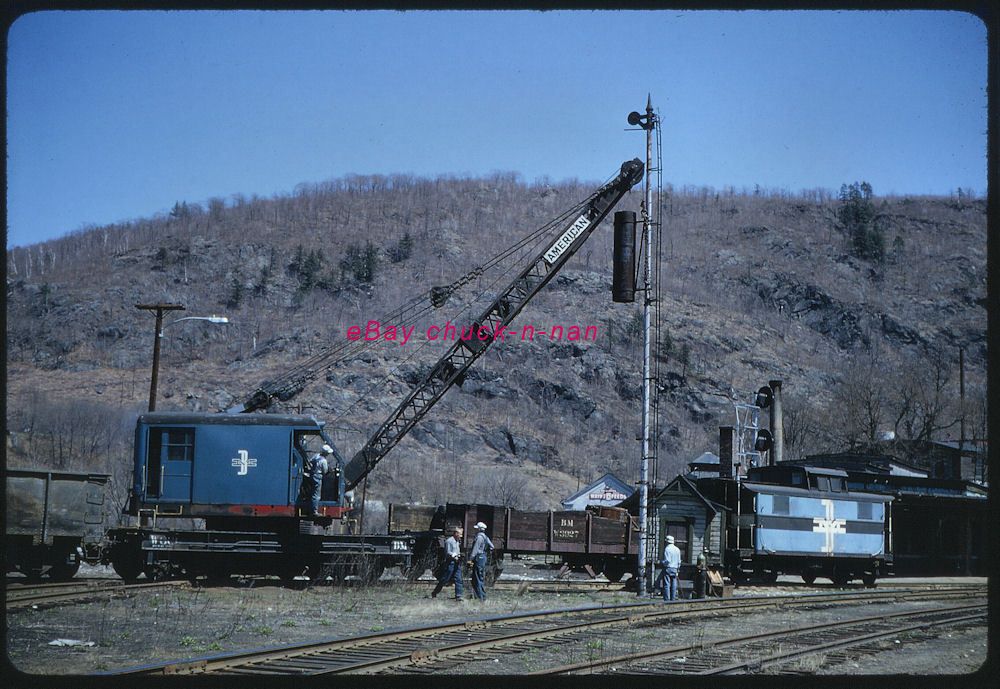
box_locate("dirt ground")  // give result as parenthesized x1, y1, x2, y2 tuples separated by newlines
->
(4, 566, 989, 677)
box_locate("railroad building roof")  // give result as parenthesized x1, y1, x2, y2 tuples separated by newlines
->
(561, 472, 634, 510)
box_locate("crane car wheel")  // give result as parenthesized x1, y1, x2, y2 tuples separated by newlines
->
(48, 559, 81, 582)
(111, 555, 143, 583)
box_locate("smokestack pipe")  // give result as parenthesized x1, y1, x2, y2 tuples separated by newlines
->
(769, 379, 783, 466)
(719, 426, 736, 479)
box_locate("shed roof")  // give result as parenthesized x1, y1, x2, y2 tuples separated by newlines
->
(561, 472, 634, 505)
(654, 473, 724, 514)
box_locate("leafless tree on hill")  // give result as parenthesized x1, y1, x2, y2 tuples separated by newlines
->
(892, 350, 960, 443)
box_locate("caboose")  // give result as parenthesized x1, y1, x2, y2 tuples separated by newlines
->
(664, 465, 892, 587)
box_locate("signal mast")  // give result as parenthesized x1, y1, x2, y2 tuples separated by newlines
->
(626, 96, 661, 597)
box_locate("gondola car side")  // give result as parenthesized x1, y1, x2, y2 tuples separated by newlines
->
(5, 469, 109, 580)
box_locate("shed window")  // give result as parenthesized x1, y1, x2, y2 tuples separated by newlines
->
(662, 521, 690, 563)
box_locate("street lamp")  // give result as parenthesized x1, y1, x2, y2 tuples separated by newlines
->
(136, 303, 230, 411)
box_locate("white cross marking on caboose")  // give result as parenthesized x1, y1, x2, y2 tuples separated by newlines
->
(231, 449, 258, 476)
(812, 499, 847, 553)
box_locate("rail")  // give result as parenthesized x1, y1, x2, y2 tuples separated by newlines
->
(107, 583, 983, 675)
(5, 579, 188, 609)
(535, 602, 987, 674)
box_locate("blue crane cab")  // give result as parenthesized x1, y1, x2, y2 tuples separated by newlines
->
(127, 412, 348, 524)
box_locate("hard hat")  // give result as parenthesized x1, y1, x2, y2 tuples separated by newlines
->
(474, 522, 487, 530)
(666, 535, 675, 543)
(321, 444, 334, 454)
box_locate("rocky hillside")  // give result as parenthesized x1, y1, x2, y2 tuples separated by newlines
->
(5, 173, 988, 517)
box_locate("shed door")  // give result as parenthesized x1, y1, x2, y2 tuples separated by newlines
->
(148, 428, 194, 502)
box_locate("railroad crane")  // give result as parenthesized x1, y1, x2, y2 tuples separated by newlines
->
(104, 159, 643, 584)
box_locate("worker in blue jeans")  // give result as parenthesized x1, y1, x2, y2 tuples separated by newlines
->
(431, 527, 464, 600)
(467, 521, 495, 600)
(662, 534, 681, 601)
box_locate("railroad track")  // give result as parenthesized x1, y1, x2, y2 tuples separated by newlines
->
(110, 583, 983, 675)
(535, 602, 987, 674)
(408, 578, 628, 594)
(5, 579, 188, 609)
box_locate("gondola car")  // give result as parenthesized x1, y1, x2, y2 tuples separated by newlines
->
(389, 502, 640, 583)
(697, 466, 892, 586)
(6, 469, 109, 580)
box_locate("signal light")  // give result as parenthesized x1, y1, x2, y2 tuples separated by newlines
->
(755, 385, 773, 409)
(627, 111, 653, 130)
(755, 429, 774, 452)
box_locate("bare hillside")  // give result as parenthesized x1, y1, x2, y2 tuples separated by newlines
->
(5, 174, 987, 516)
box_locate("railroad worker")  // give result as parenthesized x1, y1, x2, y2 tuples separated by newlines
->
(431, 527, 465, 600)
(301, 444, 335, 517)
(662, 535, 682, 602)
(693, 550, 708, 599)
(467, 521, 495, 601)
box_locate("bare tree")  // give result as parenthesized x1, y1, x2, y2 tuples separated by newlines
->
(892, 351, 959, 442)
(782, 391, 825, 459)
(829, 352, 885, 450)
(489, 467, 529, 509)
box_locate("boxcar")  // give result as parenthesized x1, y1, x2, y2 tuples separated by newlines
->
(5, 469, 110, 580)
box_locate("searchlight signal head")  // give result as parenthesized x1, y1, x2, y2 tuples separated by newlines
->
(754, 429, 774, 453)
(627, 110, 654, 130)
(627, 111, 643, 126)
(755, 385, 774, 409)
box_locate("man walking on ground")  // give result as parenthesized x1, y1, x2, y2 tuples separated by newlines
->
(432, 527, 464, 600)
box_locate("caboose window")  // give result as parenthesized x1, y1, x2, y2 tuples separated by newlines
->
(858, 501, 873, 520)
(773, 495, 790, 514)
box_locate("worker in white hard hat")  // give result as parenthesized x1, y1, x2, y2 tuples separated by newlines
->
(301, 444, 335, 517)
(467, 521, 495, 600)
(662, 535, 682, 601)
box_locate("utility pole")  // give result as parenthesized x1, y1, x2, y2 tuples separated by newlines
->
(958, 346, 966, 480)
(628, 95, 657, 596)
(136, 303, 185, 411)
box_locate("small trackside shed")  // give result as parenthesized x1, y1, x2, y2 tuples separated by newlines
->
(652, 474, 725, 567)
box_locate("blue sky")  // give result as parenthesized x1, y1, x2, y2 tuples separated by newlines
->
(6, 10, 988, 249)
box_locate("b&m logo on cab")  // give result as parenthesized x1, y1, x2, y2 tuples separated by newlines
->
(231, 450, 258, 476)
